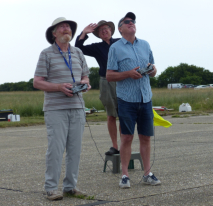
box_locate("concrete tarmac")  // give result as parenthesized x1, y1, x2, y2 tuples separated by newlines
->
(0, 114, 213, 206)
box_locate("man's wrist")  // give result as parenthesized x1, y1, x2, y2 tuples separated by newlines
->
(82, 31, 87, 35)
(57, 84, 61, 91)
(79, 31, 87, 40)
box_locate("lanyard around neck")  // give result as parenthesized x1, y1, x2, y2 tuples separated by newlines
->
(55, 43, 75, 83)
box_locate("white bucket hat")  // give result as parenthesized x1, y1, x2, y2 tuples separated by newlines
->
(45, 17, 77, 44)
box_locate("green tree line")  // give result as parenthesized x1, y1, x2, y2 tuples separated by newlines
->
(157, 63, 213, 87)
(0, 64, 212, 91)
(0, 78, 38, 91)
(90, 64, 213, 88)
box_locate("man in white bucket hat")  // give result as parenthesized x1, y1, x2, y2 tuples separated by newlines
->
(34, 17, 91, 201)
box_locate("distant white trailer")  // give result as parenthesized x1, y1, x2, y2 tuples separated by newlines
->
(167, 83, 183, 89)
(207, 84, 213, 88)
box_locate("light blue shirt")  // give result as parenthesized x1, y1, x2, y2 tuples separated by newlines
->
(107, 37, 154, 103)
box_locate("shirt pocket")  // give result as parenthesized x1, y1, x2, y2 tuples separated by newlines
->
(118, 58, 139, 71)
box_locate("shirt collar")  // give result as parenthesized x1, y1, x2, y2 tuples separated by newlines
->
(110, 37, 114, 44)
(121, 37, 138, 44)
(102, 37, 113, 45)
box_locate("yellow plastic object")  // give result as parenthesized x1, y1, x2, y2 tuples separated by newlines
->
(153, 109, 172, 128)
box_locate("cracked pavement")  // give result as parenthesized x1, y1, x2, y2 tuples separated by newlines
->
(0, 114, 213, 205)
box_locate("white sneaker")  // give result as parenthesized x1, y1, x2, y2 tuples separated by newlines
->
(143, 173, 161, 185)
(119, 175, 130, 188)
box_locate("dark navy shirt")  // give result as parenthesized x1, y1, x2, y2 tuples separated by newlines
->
(75, 33, 119, 77)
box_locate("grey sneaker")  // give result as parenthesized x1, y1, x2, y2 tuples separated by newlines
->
(119, 175, 130, 188)
(63, 188, 87, 197)
(143, 174, 161, 185)
(46, 190, 63, 201)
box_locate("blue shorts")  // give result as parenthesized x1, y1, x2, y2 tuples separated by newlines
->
(117, 98, 154, 136)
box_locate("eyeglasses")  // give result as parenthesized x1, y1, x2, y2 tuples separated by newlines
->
(58, 24, 71, 29)
(99, 26, 110, 32)
(119, 20, 136, 27)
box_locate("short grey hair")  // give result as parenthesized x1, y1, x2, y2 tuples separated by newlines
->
(52, 25, 58, 41)
(118, 20, 124, 35)
(52, 25, 58, 34)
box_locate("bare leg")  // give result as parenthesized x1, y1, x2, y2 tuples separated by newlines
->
(120, 134, 134, 177)
(107, 116, 118, 150)
(139, 134, 151, 176)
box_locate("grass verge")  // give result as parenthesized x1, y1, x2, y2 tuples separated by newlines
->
(0, 116, 45, 128)
(1, 110, 212, 128)
(1, 89, 213, 128)
(0, 112, 109, 128)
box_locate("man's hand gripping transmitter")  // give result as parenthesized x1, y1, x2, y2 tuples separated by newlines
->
(71, 84, 88, 94)
(137, 64, 154, 75)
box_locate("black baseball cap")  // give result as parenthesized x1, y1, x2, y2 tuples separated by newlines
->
(118, 12, 136, 27)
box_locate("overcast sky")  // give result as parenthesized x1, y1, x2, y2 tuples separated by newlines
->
(1, 0, 212, 84)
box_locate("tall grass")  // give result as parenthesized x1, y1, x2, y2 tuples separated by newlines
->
(0, 91, 44, 116)
(82, 90, 104, 110)
(0, 88, 213, 117)
(0, 90, 104, 117)
(152, 88, 213, 111)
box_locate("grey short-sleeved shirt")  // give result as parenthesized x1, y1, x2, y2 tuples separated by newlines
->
(35, 43, 89, 111)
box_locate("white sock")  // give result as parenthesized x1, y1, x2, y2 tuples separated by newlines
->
(144, 172, 153, 177)
(122, 175, 128, 178)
